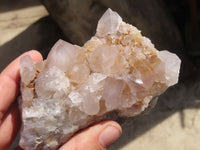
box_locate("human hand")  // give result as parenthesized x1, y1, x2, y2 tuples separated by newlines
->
(59, 120, 122, 150)
(0, 50, 122, 150)
(0, 50, 43, 150)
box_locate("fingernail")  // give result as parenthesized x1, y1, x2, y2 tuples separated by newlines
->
(99, 125, 121, 148)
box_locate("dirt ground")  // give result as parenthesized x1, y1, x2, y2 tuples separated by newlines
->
(0, 1, 200, 150)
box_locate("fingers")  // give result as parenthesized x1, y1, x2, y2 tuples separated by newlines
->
(0, 50, 43, 120)
(59, 121, 122, 150)
(0, 50, 42, 150)
(0, 103, 20, 150)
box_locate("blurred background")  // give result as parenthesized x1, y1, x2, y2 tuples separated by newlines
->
(0, 0, 199, 150)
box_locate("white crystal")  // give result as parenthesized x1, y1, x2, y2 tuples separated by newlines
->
(88, 45, 127, 75)
(96, 8, 122, 37)
(19, 8, 181, 150)
(35, 66, 70, 98)
(68, 91, 83, 106)
(68, 63, 90, 83)
(158, 50, 181, 86)
(46, 39, 85, 72)
(20, 55, 36, 85)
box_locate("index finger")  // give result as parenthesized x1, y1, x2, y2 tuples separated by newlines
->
(0, 50, 43, 120)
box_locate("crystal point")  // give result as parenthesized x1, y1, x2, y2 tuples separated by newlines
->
(19, 8, 181, 150)
(96, 8, 122, 37)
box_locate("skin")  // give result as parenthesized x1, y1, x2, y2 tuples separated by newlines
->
(0, 50, 122, 150)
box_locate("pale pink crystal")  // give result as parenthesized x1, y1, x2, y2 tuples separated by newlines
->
(19, 8, 181, 150)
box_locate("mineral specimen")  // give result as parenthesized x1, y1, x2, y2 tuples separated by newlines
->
(19, 8, 181, 150)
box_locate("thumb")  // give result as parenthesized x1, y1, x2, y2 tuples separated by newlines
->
(59, 120, 122, 150)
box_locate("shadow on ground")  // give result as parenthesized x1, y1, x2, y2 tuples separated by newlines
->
(109, 71, 200, 149)
(0, 16, 67, 72)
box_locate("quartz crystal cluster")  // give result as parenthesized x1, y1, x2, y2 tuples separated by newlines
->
(19, 8, 181, 150)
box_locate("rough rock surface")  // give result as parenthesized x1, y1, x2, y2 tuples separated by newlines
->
(41, 0, 192, 81)
(19, 9, 181, 150)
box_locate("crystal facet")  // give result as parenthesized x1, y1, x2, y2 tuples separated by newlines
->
(19, 8, 181, 150)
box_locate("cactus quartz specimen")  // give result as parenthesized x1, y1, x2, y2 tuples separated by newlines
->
(19, 8, 181, 150)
